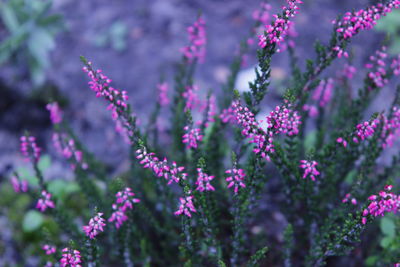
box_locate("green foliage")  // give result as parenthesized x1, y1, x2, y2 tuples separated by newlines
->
(375, 10, 400, 54)
(0, 0, 64, 86)
(94, 21, 128, 52)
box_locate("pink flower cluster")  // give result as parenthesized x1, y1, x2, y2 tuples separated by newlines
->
(195, 168, 215, 192)
(52, 133, 88, 170)
(258, 0, 302, 50)
(312, 78, 334, 107)
(174, 195, 197, 217)
(362, 185, 400, 224)
(337, 117, 381, 147)
(342, 193, 357, 205)
(136, 146, 187, 184)
(42, 244, 56, 255)
(60, 248, 82, 267)
(199, 94, 217, 128)
(83, 62, 134, 142)
(157, 82, 170, 106)
(392, 55, 400, 76)
(180, 16, 206, 63)
(11, 175, 28, 193)
(225, 168, 246, 194)
(342, 64, 357, 79)
(365, 46, 388, 88)
(182, 85, 201, 112)
(83, 212, 106, 239)
(20, 135, 41, 163)
(252, 2, 272, 26)
(334, 1, 400, 40)
(182, 125, 203, 149)
(354, 118, 380, 143)
(303, 78, 334, 118)
(36, 190, 55, 212)
(46, 102, 63, 124)
(109, 187, 140, 229)
(333, 0, 400, 58)
(299, 160, 320, 181)
(382, 107, 400, 148)
(230, 101, 274, 161)
(266, 101, 301, 136)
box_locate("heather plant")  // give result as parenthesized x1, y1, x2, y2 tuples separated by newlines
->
(3, 0, 400, 266)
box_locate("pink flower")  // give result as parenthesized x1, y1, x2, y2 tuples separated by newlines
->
(354, 119, 380, 142)
(195, 168, 215, 192)
(336, 137, 348, 148)
(182, 126, 203, 149)
(365, 46, 389, 89)
(36, 190, 55, 212)
(299, 160, 320, 181)
(43, 245, 56, 255)
(42, 244, 56, 255)
(182, 85, 200, 111)
(174, 196, 197, 217)
(381, 107, 400, 148)
(342, 64, 357, 79)
(392, 55, 400, 76)
(83, 62, 134, 143)
(252, 2, 272, 25)
(115, 187, 141, 212)
(266, 101, 301, 136)
(342, 193, 357, 205)
(11, 175, 28, 193)
(258, 0, 302, 51)
(303, 104, 318, 118)
(83, 212, 106, 239)
(361, 185, 400, 224)
(157, 82, 169, 106)
(108, 204, 128, 229)
(46, 102, 63, 124)
(312, 78, 334, 107)
(52, 133, 88, 170)
(136, 146, 187, 184)
(229, 101, 275, 161)
(60, 247, 82, 267)
(180, 16, 207, 63)
(333, 1, 400, 58)
(225, 168, 246, 194)
(20, 135, 41, 163)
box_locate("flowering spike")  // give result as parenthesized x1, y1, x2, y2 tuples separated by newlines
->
(174, 196, 197, 217)
(83, 212, 106, 239)
(60, 247, 82, 267)
(299, 160, 320, 181)
(36, 190, 55, 212)
(46, 102, 63, 124)
(20, 135, 41, 163)
(225, 168, 246, 194)
(180, 16, 206, 63)
(195, 168, 215, 192)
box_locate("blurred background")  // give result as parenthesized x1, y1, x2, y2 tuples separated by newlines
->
(0, 0, 399, 264)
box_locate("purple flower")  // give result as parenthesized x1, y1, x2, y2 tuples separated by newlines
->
(225, 168, 246, 194)
(83, 212, 106, 239)
(36, 190, 55, 212)
(299, 160, 320, 181)
(174, 196, 197, 217)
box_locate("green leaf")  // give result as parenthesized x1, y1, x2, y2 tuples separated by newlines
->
(380, 217, 396, 238)
(23, 210, 44, 232)
(365, 255, 378, 267)
(48, 180, 80, 198)
(28, 28, 55, 68)
(380, 236, 393, 248)
(16, 167, 38, 187)
(0, 3, 19, 33)
(38, 154, 51, 172)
